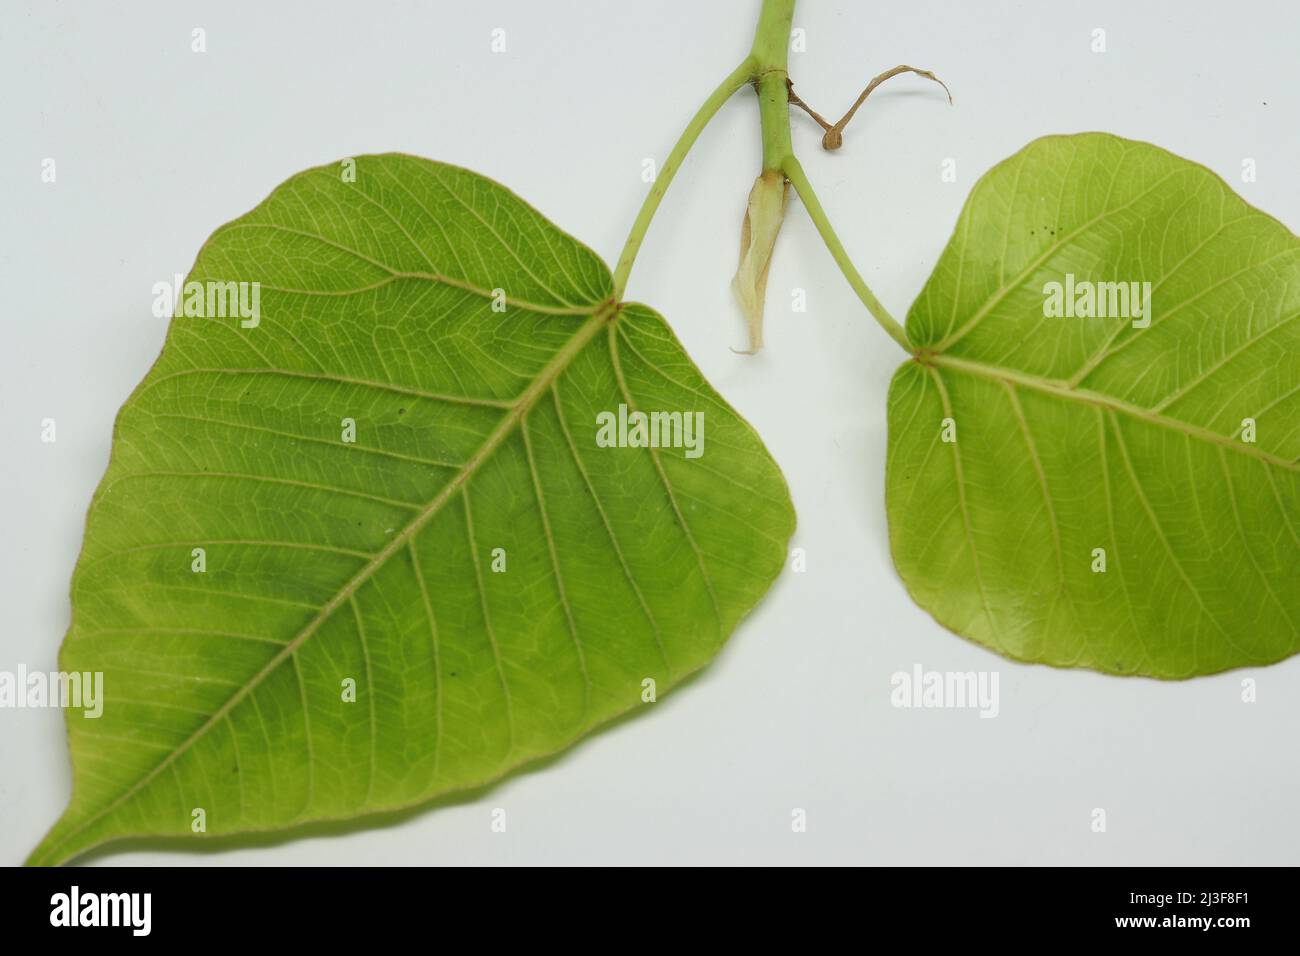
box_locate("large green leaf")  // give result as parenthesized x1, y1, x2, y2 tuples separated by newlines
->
(28, 154, 795, 865)
(888, 133, 1299, 677)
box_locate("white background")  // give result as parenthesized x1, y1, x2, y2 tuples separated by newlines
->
(2, 0, 1297, 866)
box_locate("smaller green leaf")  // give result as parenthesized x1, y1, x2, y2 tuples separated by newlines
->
(888, 133, 1299, 678)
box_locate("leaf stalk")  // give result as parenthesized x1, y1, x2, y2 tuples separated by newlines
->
(781, 155, 913, 352)
(612, 57, 755, 298)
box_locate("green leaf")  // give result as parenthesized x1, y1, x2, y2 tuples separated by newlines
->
(888, 133, 1299, 678)
(28, 154, 794, 865)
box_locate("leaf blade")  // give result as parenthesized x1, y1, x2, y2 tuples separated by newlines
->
(888, 133, 1300, 678)
(29, 155, 794, 864)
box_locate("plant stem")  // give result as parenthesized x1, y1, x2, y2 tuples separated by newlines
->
(612, 0, 796, 299)
(614, 0, 913, 355)
(612, 57, 755, 298)
(749, 0, 912, 353)
(749, 0, 796, 171)
(782, 155, 913, 352)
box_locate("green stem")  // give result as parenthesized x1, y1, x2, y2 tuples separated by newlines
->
(749, 0, 796, 170)
(612, 0, 799, 299)
(612, 57, 755, 298)
(750, 0, 911, 354)
(614, 0, 911, 355)
(782, 155, 913, 352)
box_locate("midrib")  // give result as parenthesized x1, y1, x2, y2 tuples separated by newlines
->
(41, 301, 616, 865)
(929, 352, 1298, 473)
